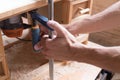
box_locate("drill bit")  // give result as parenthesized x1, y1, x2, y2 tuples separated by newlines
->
(48, 0, 54, 80)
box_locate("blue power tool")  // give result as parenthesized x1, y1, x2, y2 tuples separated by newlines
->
(29, 10, 54, 52)
(30, 1, 54, 80)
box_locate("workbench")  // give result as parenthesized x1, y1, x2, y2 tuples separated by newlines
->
(0, 0, 101, 80)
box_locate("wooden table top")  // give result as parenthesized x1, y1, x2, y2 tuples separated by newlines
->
(0, 0, 61, 21)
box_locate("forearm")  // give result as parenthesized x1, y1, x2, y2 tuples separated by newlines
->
(67, 1, 120, 34)
(72, 44, 120, 72)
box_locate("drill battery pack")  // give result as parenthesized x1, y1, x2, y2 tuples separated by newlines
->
(2, 28, 23, 37)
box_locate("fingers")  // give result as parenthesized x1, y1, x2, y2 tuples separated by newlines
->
(39, 24, 48, 34)
(47, 20, 77, 44)
(47, 20, 66, 37)
(34, 35, 48, 51)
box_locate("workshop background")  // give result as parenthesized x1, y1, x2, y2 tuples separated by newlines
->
(0, 0, 120, 80)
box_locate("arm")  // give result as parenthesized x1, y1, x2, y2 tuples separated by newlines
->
(39, 1, 120, 73)
(72, 44, 120, 72)
(43, 20, 120, 73)
(67, 1, 120, 34)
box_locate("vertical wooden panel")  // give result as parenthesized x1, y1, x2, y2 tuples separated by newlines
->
(0, 30, 10, 80)
(62, 0, 73, 23)
(62, 0, 91, 24)
(0, 57, 10, 80)
(0, 29, 5, 57)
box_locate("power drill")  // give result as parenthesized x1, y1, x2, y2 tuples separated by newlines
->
(29, 10, 54, 52)
(1, 15, 23, 37)
(0, 11, 54, 52)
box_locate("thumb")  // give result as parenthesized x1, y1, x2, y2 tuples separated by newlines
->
(47, 20, 77, 43)
(47, 20, 66, 37)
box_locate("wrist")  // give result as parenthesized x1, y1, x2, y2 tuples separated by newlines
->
(65, 24, 73, 33)
(70, 43, 90, 62)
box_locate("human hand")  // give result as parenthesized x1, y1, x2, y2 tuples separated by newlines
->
(35, 20, 85, 61)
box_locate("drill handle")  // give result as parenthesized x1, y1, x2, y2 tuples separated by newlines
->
(31, 25, 41, 52)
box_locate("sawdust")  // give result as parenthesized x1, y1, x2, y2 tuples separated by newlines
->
(5, 41, 48, 80)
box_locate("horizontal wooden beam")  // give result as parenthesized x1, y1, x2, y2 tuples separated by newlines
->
(0, 0, 61, 21)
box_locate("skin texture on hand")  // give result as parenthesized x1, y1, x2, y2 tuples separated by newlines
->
(35, 20, 87, 61)
(41, 20, 86, 61)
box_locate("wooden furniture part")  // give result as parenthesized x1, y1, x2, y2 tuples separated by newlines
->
(0, 0, 61, 21)
(38, 1, 63, 23)
(62, 0, 92, 24)
(0, 30, 10, 80)
(0, 30, 5, 57)
(0, 57, 10, 80)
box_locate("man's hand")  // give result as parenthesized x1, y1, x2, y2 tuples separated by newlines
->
(35, 21, 77, 60)
(44, 20, 77, 61)
(34, 20, 83, 61)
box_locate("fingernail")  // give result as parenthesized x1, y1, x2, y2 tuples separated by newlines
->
(47, 21, 52, 25)
(34, 44, 42, 51)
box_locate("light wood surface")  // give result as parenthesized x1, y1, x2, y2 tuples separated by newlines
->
(62, 0, 91, 24)
(0, 57, 10, 80)
(30, 61, 101, 80)
(0, 30, 5, 57)
(0, 0, 61, 21)
(0, 30, 10, 80)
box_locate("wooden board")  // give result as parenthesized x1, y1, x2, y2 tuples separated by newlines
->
(26, 61, 101, 80)
(0, 0, 61, 21)
(112, 73, 120, 80)
(0, 30, 5, 57)
(0, 30, 10, 80)
(38, 1, 63, 23)
(0, 57, 10, 80)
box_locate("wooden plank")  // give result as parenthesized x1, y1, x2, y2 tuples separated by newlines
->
(38, 1, 63, 23)
(0, 57, 10, 80)
(23, 61, 101, 80)
(62, 0, 73, 23)
(112, 73, 120, 80)
(62, 0, 91, 24)
(71, 0, 88, 5)
(0, 0, 61, 21)
(0, 30, 5, 57)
